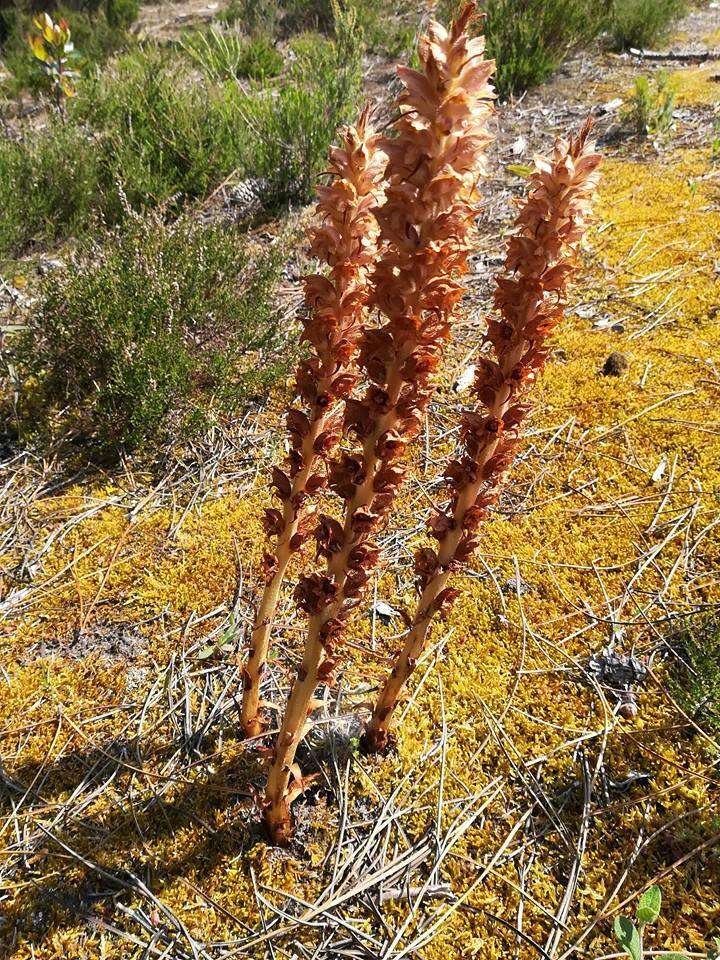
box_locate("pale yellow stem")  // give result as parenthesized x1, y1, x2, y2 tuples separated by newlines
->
(362, 339, 527, 752)
(240, 407, 328, 737)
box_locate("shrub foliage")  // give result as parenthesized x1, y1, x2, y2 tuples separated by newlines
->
(609, 0, 687, 51)
(11, 214, 290, 455)
(486, 0, 609, 95)
(0, 4, 363, 255)
(438, 0, 686, 96)
(241, 0, 363, 207)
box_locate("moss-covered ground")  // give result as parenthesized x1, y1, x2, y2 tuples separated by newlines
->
(1, 6, 719, 959)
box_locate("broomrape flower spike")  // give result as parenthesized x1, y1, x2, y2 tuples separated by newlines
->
(239, 106, 387, 739)
(262, 2, 495, 845)
(361, 120, 601, 755)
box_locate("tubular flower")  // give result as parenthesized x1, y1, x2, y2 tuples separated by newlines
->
(239, 106, 387, 739)
(263, 3, 495, 845)
(362, 120, 602, 755)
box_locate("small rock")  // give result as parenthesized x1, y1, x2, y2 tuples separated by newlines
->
(370, 600, 400, 625)
(37, 258, 65, 275)
(598, 97, 623, 115)
(602, 351, 628, 377)
(503, 576, 531, 596)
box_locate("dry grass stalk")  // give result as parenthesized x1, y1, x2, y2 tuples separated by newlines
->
(361, 121, 602, 754)
(262, 2, 496, 844)
(239, 107, 386, 738)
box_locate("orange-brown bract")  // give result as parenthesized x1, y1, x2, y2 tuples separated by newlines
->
(361, 121, 602, 754)
(239, 107, 386, 739)
(263, 3, 496, 845)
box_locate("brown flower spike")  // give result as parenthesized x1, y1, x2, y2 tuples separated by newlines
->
(361, 121, 602, 754)
(239, 107, 387, 738)
(263, 3, 496, 844)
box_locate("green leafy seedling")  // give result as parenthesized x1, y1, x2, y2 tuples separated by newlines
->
(636, 885, 662, 925)
(614, 886, 690, 960)
(614, 915, 642, 960)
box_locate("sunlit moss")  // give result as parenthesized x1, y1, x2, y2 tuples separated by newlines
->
(669, 63, 720, 106)
(2, 143, 719, 959)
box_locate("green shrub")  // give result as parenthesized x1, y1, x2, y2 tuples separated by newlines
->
(0, 14, 361, 255)
(0, 50, 248, 254)
(488, 0, 609, 97)
(438, 0, 608, 97)
(0, 120, 104, 255)
(218, 0, 409, 53)
(219, 0, 280, 36)
(609, 0, 687, 52)
(670, 615, 720, 738)
(237, 34, 284, 77)
(11, 213, 291, 455)
(280, 0, 334, 32)
(74, 50, 250, 213)
(218, 0, 331, 35)
(242, 0, 363, 207)
(286, 0, 415, 57)
(621, 71, 676, 137)
(105, 0, 140, 29)
(179, 27, 283, 81)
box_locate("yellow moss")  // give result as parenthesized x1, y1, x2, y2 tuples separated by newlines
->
(702, 27, 720, 48)
(2, 140, 720, 960)
(670, 63, 720, 105)
(595, 61, 720, 109)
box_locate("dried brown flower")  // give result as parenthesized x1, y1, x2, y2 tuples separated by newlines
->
(239, 107, 386, 739)
(362, 120, 601, 755)
(263, 2, 495, 845)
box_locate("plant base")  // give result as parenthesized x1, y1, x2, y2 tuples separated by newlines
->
(263, 800, 293, 847)
(359, 727, 395, 756)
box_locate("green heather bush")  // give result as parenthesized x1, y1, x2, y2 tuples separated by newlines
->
(242, 0, 363, 206)
(105, 0, 140, 29)
(436, 0, 683, 96)
(179, 27, 283, 82)
(12, 214, 290, 455)
(488, 0, 608, 96)
(0, 53, 242, 254)
(280, 0, 334, 32)
(609, 0, 687, 51)
(219, 0, 411, 56)
(438, 0, 608, 97)
(74, 49, 247, 212)
(218, 0, 333, 34)
(0, 10, 362, 255)
(219, 0, 281, 36)
(0, 120, 103, 254)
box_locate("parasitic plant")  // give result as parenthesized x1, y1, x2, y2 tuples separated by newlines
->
(240, 107, 387, 738)
(262, 3, 496, 845)
(361, 121, 601, 754)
